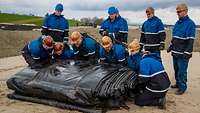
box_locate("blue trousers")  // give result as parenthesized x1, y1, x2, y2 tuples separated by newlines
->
(172, 56, 189, 92)
(135, 89, 166, 106)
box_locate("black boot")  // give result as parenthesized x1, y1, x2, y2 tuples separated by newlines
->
(176, 89, 185, 95)
(158, 97, 166, 109)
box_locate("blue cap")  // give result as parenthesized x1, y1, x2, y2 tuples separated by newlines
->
(55, 3, 63, 12)
(108, 6, 119, 15)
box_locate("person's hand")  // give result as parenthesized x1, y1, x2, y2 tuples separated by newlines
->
(167, 47, 171, 53)
(159, 43, 165, 50)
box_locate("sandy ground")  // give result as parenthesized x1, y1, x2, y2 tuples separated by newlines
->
(0, 51, 200, 113)
(1, 28, 200, 58)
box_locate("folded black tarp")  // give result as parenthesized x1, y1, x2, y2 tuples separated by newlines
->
(7, 60, 138, 113)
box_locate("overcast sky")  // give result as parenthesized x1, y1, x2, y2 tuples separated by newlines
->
(0, 0, 199, 24)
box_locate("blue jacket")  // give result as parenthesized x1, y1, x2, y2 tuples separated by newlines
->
(139, 53, 170, 93)
(99, 15, 128, 42)
(61, 47, 74, 59)
(28, 37, 52, 60)
(170, 15, 196, 59)
(140, 16, 166, 52)
(73, 35, 100, 60)
(54, 46, 75, 59)
(99, 44, 126, 64)
(41, 13, 69, 42)
(127, 52, 143, 73)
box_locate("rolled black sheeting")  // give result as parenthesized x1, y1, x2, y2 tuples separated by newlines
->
(7, 60, 138, 111)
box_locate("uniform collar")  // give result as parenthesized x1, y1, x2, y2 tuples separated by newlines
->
(178, 15, 189, 23)
(52, 13, 64, 17)
(107, 15, 121, 22)
(147, 16, 156, 21)
(105, 44, 115, 55)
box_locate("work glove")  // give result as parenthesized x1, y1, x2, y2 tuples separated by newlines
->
(159, 43, 165, 50)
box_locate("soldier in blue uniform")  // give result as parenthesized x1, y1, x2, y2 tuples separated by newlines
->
(135, 52, 171, 109)
(99, 36, 126, 65)
(167, 3, 196, 95)
(140, 7, 166, 55)
(41, 3, 69, 42)
(99, 6, 128, 43)
(21, 36, 54, 69)
(69, 31, 100, 63)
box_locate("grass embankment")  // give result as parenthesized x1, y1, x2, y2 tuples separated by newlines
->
(0, 13, 80, 26)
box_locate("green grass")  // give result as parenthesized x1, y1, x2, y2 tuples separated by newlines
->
(68, 19, 81, 27)
(0, 13, 81, 27)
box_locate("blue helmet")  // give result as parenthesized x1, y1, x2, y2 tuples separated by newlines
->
(55, 3, 63, 12)
(108, 6, 119, 15)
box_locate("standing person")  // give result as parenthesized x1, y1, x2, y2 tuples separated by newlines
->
(99, 36, 126, 65)
(21, 36, 54, 69)
(135, 52, 171, 109)
(69, 31, 100, 63)
(140, 7, 166, 55)
(99, 6, 128, 43)
(127, 39, 143, 73)
(41, 3, 69, 42)
(167, 3, 196, 95)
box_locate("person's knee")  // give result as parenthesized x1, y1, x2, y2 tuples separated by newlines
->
(135, 97, 146, 106)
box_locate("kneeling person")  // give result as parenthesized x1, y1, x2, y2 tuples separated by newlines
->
(22, 36, 54, 69)
(99, 36, 126, 65)
(70, 31, 99, 63)
(127, 39, 143, 73)
(135, 52, 171, 109)
(53, 42, 74, 60)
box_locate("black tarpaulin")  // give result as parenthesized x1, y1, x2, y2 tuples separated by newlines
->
(7, 60, 138, 113)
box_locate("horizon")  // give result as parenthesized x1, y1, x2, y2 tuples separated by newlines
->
(0, 0, 200, 25)
(2, 12, 200, 26)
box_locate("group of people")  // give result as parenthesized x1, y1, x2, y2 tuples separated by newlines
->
(21, 3, 196, 109)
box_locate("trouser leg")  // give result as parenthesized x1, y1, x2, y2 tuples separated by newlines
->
(135, 89, 166, 106)
(173, 56, 179, 86)
(177, 58, 189, 92)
